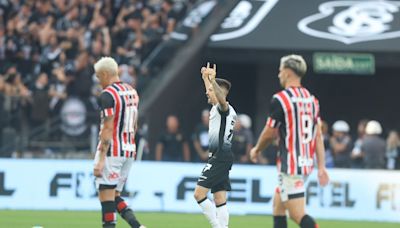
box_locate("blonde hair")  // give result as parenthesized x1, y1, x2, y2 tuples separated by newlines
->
(280, 54, 307, 77)
(94, 57, 118, 76)
(387, 131, 400, 151)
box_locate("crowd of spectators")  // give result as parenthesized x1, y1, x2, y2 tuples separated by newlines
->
(154, 110, 400, 170)
(324, 119, 399, 170)
(0, 0, 193, 154)
(0, 1, 398, 171)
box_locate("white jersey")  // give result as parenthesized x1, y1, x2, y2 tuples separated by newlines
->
(208, 104, 237, 160)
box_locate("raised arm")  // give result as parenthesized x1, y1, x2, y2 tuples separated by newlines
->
(209, 81, 228, 111)
(206, 63, 228, 111)
(201, 65, 212, 92)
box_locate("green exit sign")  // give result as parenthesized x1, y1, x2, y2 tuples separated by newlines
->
(313, 52, 375, 75)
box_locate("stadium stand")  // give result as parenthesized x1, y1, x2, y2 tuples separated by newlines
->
(0, 0, 195, 157)
(0, 0, 398, 171)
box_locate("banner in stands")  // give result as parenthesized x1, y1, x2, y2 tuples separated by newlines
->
(172, 0, 400, 52)
(0, 159, 399, 222)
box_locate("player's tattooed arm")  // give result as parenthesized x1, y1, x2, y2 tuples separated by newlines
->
(94, 92, 115, 177)
(255, 126, 276, 151)
(94, 116, 114, 177)
(250, 126, 277, 163)
(99, 115, 114, 158)
(99, 139, 111, 154)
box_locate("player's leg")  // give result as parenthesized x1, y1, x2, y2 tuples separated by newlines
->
(115, 191, 145, 228)
(279, 173, 317, 228)
(194, 185, 221, 228)
(285, 197, 317, 228)
(115, 158, 146, 228)
(194, 159, 221, 228)
(96, 156, 119, 228)
(211, 161, 232, 228)
(273, 188, 287, 228)
(98, 186, 117, 228)
(213, 190, 229, 228)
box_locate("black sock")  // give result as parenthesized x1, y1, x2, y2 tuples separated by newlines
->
(300, 214, 317, 228)
(101, 201, 116, 228)
(274, 215, 287, 228)
(115, 196, 141, 228)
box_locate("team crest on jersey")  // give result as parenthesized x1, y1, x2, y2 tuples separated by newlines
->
(298, 1, 400, 44)
(294, 180, 304, 189)
(108, 172, 119, 180)
(171, 0, 278, 41)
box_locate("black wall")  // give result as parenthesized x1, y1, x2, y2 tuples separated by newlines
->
(224, 62, 400, 137)
(145, 58, 399, 157)
(304, 66, 400, 136)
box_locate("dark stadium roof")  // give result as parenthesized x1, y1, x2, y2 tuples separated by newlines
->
(208, 0, 400, 52)
(172, 0, 400, 66)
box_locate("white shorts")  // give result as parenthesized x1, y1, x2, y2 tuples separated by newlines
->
(277, 173, 307, 202)
(94, 153, 134, 192)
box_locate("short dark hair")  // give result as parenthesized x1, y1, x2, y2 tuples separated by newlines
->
(216, 78, 231, 93)
(164, 0, 174, 6)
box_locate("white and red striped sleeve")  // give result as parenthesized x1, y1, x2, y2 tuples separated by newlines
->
(100, 91, 115, 118)
(266, 117, 279, 128)
(104, 108, 114, 117)
(266, 97, 284, 128)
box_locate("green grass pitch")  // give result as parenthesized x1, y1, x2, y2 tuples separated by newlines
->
(0, 211, 398, 228)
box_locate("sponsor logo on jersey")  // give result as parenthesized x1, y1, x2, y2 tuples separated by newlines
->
(295, 180, 304, 189)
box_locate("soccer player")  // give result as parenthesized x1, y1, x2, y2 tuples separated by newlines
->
(93, 57, 145, 228)
(250, 55, 329, 228)
(194, 63, 237, 228)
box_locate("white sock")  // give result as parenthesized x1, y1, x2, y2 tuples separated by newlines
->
(216, 203, 229, 227)
(198, 198, 221, 228)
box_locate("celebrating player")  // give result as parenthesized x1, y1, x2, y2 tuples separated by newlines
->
(250, 55, 329, 228)
(93, 57, 145, 228)
(193, 63, 237, 228)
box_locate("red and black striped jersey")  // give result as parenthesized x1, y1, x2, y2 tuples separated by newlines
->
(266, 87, 320, 176)
(98, 82, 139, 158)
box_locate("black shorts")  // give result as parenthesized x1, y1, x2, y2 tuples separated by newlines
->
(197, 157, 233, 193)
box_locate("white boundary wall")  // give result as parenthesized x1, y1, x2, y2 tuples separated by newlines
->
(0, 159, 399, 222)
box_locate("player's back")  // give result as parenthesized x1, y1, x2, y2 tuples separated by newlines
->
(272, 86, 320, 175)
(102, 82, 139, 158)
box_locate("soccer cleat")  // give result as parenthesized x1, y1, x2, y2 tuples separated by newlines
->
(139, 226, 147, 228)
